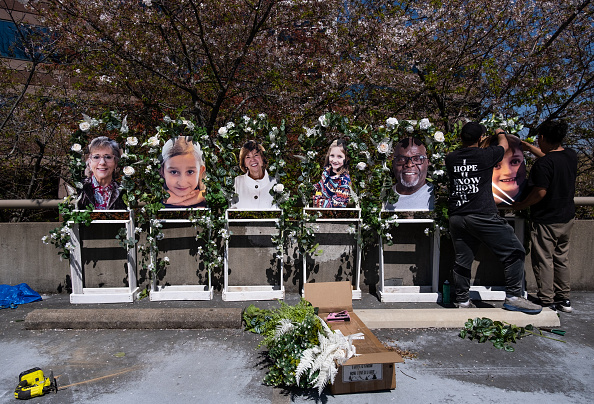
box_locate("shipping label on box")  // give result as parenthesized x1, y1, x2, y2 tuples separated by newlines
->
(342, 363, 383, 382)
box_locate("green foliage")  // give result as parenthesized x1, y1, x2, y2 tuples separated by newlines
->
(243, 299, 323, 389)
(459, 317, 530, 352)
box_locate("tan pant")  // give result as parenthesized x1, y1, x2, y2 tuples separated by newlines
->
(530, 219, 574, 305)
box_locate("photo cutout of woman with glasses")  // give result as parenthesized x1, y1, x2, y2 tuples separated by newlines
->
(384, 137, 435, 211)
(78, 136, 126, 210)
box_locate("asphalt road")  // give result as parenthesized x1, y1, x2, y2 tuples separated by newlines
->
(0, 292, 592, 403)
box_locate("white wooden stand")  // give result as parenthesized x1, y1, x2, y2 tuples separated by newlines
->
(223, 209, 285, 301)
(378, 216, 440, 302)
(150, 208, 213, 301)
(69, 210, 139, 304)
(302, 207, 362, 300)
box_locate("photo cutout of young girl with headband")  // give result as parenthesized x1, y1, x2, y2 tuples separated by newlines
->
(160, 137, 207, 208)
(312, 139, 351, 208)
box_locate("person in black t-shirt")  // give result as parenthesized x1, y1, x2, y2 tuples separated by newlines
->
(445, 122, 542, 314)
(512, 120, 577, 313)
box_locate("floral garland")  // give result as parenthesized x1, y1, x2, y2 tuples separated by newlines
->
(214, 113, 290, 264)
(43, 111, 130, 259)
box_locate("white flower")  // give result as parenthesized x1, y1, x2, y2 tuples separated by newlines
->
(419, 118, 431, 130)
(163, 115, 172, 123)
(245, 127, 254, 133)
(385, 233, 393, 240)
(405, 125, 414, 133)
(183, 120, 195, 130)
(273, 183, 285, 193)
(434, 131, 445, 142)
(500, 120, 508, 128)
(356, 162, 367, 170)
(143, 0, 152, 6)
(507, 119, 515, 128)
(123, 166, 135, 176)
(307, 150, 317, 159)
(304, 127, 317, 137)
(41, 235, 50, 244)
(386, 117, 398, 130)
(147, 136, 159, 147)
(79, 121, 91, 132)
(433, 169, 444, 177)
(258, 113, 266, 119)
(120, 153, 128, 159)
(218, 126, 228, 136)
(71, 143, 82, 152)
(318, 114, 328, 127)
(65, 242, 75, 252)
(432, 153, 442, 160)
(75, 182, 83, 189)
(377, 140, 391, 154)
(424, 228, 430, 235)
(226, 122, 235, 129)
(120, 116, 129, 134)
(126, 136, 138, 146)
(163, 256, 170, 264)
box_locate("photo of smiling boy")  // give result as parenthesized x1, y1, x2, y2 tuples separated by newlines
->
(385, 137, 434, 211)
(160, 137, 207, 208)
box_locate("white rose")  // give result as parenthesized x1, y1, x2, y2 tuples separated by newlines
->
(377, 140, 391, 154)
(79, 121, 91, 132)
(356, 162, 367, 170)
(147, 136, 159, 147)
(386, 117, 398, 129)
(126, 136, 138, 146)
(434, 131, 445, 142)
(123, 166, 135, 176)
(434, 169, 444, 177)
(405, 125, 414, 133)
(419, 118, 431, 130)
(273, 183, 285, 193)
(71, 143, 82, 152)
(318, 115, 328, 127)
(218, 126, 228, 136)
(163, 256, 170, 264)
(183, 120, 195, 130)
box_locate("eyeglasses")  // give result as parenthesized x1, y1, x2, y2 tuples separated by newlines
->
(91, 154, 115, 162)
(394, 155, 427, 166)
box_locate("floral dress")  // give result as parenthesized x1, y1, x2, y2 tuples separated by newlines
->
(312, 166, 351, 208)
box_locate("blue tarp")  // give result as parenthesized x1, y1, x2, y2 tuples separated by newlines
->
(0, 283, 42, 309)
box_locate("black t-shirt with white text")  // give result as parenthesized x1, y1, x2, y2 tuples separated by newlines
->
(446, 145, 505, 216)
(528, 148, 577, 224)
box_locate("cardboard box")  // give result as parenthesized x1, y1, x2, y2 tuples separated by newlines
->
(304, 281, 404, 394)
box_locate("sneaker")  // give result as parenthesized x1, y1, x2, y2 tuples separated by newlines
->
(457, 299, 475, 308)
(547, 304, 558, 312)
(503, 296, 542, 314)
(555, 300, 573, 313)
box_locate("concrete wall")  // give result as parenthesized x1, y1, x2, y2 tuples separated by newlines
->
(1, 220, 593, 295)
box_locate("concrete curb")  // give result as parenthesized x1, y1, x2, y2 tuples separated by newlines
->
(24, 308, 243, 330)
(354, 307, 561, 329)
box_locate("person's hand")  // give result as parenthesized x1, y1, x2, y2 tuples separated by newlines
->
(164, 190, 205, 206)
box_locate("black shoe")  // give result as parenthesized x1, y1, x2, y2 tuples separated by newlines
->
(555, 299, 573, 313)
(547, 304, 557, 313)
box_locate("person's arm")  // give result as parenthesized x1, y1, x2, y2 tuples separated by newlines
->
(494, 128, 509, 153)
(521, 140, 545, 158)
(512, 186, 547, 210)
